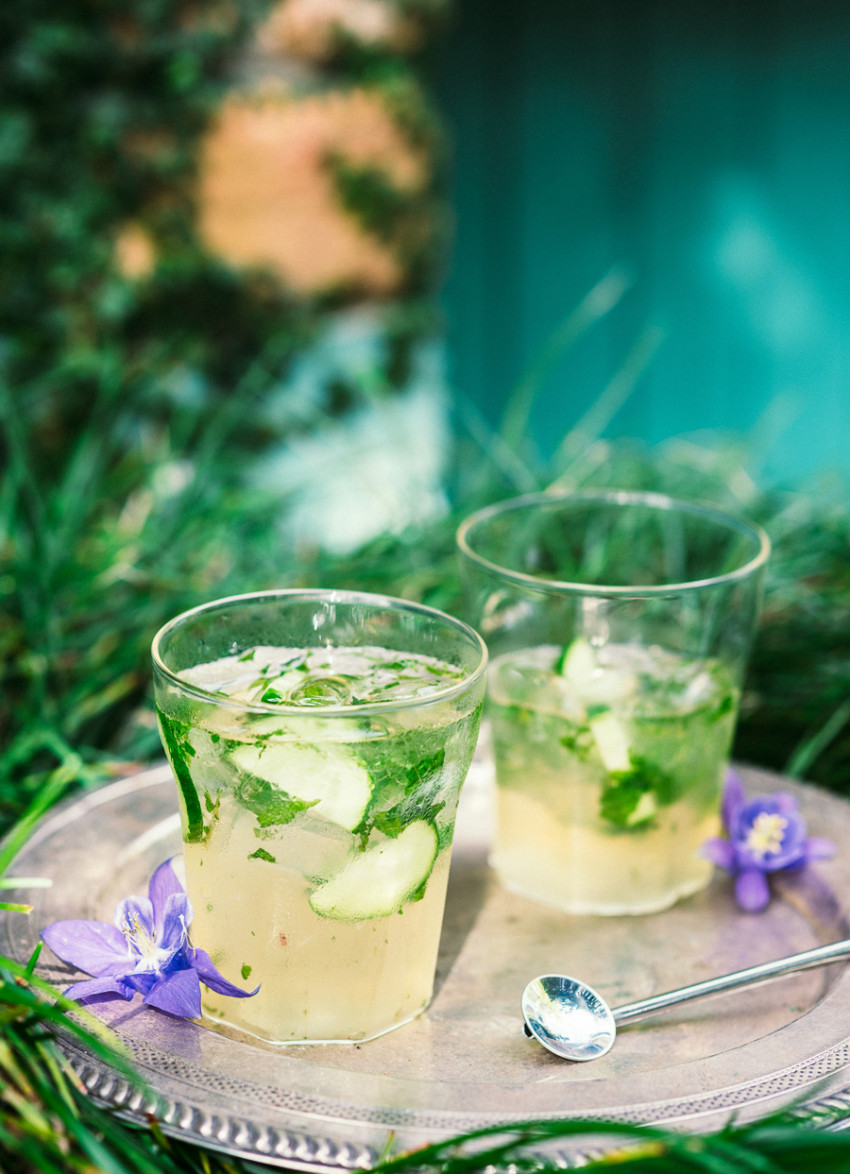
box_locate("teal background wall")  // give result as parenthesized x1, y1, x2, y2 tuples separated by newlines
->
(431, 0, 850, 485)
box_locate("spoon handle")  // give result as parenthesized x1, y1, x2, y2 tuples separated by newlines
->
(612, 937, 850, 1024)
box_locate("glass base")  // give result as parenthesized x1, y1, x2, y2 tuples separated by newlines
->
(491, 858, 713, 917)
(198, 999, 430, 1047)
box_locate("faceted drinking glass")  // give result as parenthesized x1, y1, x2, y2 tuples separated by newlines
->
(457, 490, 769, 916)
(152, 589, 486, 1043)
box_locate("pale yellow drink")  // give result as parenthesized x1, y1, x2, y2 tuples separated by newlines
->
(488, 641, 737, 915)
(154, 631, 484, 1044)
(184, 801, 453, 1041)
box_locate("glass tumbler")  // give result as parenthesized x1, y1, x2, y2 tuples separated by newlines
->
(457, 490, 769, 916)
(152, 589, 486, 1043)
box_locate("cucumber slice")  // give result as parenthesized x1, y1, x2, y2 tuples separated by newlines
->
(557, 636, 597, 683)
(309, 820, 438, 920)
(627, 790, 658, 826)
(558, 637, 637, 706)
(157, 709, 204, 843)
(588, 710, 632, 773)
(230, 742, 371, 831)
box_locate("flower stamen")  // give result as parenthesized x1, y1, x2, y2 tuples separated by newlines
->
(120, 911, 155, 957)
(744, 812, 788, 859)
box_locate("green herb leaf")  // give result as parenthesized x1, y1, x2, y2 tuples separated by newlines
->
(559, 723, 594, 759)
(202, 790, 221, 841)
(248, 848, 276, 864)
(372, 798, 446, 840)
(353, 731, 450, 845)
(156, 707, 204, 843)
(710, 692, 736, 722)
(402, 747, 445, 792)
(239, 774, 319, 828)
(599, 756, 677, 829)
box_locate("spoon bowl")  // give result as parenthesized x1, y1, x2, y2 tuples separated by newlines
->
(521, 975, 616, 1061)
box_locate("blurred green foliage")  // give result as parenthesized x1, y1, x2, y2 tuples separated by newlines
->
(0, 0, 306, 820)
(0, 0, 445, 817)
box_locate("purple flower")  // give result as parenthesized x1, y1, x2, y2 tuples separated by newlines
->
(41, 858, 258, 1018)
(701, 770, 836, 913)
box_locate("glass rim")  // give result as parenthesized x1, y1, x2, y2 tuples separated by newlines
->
(151, 587, 488, 717)
(456, 489, 771, 598)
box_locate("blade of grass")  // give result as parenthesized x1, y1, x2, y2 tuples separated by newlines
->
(455, 396, 541, 495)
(500, 266, 634, 450)
(548, 322, 666, 486)
(0, 746, 85, 877)
(786, 697, 850, 780)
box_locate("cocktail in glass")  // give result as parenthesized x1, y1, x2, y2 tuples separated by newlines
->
(457, 491, 769, 916)
(152, 589, 486, 1043)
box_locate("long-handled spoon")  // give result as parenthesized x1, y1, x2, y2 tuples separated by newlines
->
(522, 937, 850, 1062)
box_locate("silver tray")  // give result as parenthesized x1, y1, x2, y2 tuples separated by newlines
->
(3, 756, 850, 1169)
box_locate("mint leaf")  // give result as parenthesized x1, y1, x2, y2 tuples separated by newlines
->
(202, 791, 221, 842)
(628, 755, 678, 805)
(361, 737, 445, 799)
(599, 774, 653, 828)
(710, 692, 736, 722)
(354, 730, 449, 844)
(560, 723, 594, 760)
(248, 848, 276, 864)
(599, 756, 677, 829)
(372, 797, 446, 840)
(288, 676, 354, 706)
(402, 747, 445, 791)
(239, 775, 319, 828)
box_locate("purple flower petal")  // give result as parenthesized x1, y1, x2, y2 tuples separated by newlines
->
(700, 837, 736, 871)
(115, 895, 155, 941)
(735, 868, 771, 912)
(143, 967, 202, 1018)
(64, 975, 133, 1004)
(41, 920, 130, 976)
(149, 858, 186, 932)
(805, 836, 837, 862)
(122, 969, 157, 997)
(159, 891, 192, 952)
(721, 769, 746, 833)
(189, 946, 260, 999)
(773, 792, 800, 817)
